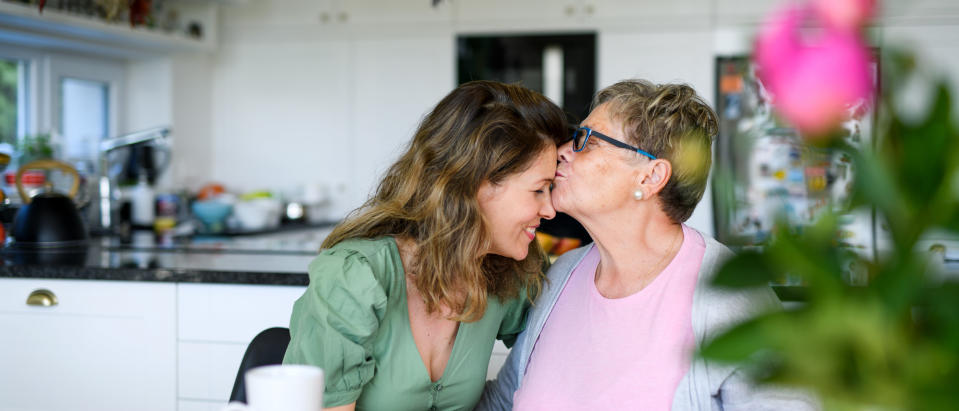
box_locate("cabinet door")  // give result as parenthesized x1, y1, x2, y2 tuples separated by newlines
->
(586, 0, 711, 27)
(714, 0, 786, 24)
(177, 283, 306, 403)
(453, 0, 582, 30)
(0, 279, 176, 411)
(341, 0, 452, 27)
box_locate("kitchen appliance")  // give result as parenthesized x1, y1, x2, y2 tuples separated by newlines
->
(118, 141, 170, 186)
(96, 126, 171, 233)
(712, 56, 877, 284)
(11, 159, 88, 247)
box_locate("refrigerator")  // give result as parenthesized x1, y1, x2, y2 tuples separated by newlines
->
(711, 56, 878, 285)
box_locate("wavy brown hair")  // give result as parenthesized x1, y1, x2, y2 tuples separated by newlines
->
(593, 79, 719, 223)
(322, 81, 567, 322)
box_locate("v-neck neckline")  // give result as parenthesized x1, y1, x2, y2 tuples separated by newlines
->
(390, 237, 464, 384)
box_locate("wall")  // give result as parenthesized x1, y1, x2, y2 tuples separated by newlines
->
(208, 0, 455, 218)
(165, 0, 959, 236)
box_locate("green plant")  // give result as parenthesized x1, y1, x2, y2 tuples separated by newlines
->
(17, 133, 55, 165)
(699, 2, 959, 410)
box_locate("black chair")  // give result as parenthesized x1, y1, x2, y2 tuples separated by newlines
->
(229, 327, 291, 403)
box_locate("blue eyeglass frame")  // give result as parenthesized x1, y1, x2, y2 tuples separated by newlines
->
(572, 126, 657, 160)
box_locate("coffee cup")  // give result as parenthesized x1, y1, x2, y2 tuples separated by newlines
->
(222, 364, 324, 411)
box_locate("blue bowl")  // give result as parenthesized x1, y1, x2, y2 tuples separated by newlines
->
(191, 201, 233, 227)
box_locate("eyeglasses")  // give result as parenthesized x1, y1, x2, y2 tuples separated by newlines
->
(571, 126, 657, 160)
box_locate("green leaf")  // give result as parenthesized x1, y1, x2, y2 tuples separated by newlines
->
(711, 250, 777, 288)
(699, 315, 775, 363)
(916, 281, 959, 352)
(765, 215, 849, 296)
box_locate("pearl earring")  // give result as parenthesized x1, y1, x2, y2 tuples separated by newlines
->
(634, 190, 644, 200)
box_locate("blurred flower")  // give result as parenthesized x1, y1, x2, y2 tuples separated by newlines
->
(754, 5, 874, 139)
(812, 0, 876, 31)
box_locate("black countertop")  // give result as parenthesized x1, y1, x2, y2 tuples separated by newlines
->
(0, 224, 336, 286)
(1, 223, 858, 300)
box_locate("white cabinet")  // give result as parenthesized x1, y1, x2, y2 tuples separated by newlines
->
(453, 0, 583, 30)
(587, 0, 712, 27)
(343, 0, 452, 27)
(714, 0, 791, 25)
(176, 283, 306, 408)
(0, 278, 176, 411)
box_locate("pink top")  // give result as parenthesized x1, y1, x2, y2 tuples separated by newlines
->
(513, 224, 705, 410)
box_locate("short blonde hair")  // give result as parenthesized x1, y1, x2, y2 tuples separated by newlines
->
(593, 79, 718, 223)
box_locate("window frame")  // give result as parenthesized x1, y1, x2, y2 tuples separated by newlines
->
(0, 45, 41, 140)
(0, 45, 124, 155)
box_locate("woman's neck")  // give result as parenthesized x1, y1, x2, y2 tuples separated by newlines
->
(587, 210, 684, 299)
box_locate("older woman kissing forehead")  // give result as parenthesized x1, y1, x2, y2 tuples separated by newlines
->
(480, 80, 819, 411)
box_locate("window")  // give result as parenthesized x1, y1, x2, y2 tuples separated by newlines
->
(0, 46, 123, 203)
(0, 57, 28, 147)
(60, 77, 109, 175)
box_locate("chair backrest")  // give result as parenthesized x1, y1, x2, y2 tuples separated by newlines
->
(229, 327, 292, 403)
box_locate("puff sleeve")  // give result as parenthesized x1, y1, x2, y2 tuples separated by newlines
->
(283, 248, 389, 407)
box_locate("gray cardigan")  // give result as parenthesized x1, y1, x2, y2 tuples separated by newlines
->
(476, 230, 819, 410)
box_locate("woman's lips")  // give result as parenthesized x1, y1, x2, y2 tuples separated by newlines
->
(524, 226, 538, 240)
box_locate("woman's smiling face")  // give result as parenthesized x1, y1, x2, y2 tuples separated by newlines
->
(478, 145, 558, 260)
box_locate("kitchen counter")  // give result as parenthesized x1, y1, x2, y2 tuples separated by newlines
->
(0, 224, 336, 285)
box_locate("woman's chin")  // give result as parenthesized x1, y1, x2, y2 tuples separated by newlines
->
(508, 246, 529, 261)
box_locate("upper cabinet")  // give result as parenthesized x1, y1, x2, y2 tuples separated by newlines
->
(586, 0, 712, 28)
(452, 0, 582, 30)
(451, 0, 713, 31)
(342, 0, 452, 28)
(0, 0, 217, 58)
(218, 0, 452, 41)
(713, 0, 792, 25)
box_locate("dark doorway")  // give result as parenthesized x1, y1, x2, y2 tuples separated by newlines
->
(457, 32, 596, 245)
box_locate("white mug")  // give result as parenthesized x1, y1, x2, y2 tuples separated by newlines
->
(222, 364, 324, 411)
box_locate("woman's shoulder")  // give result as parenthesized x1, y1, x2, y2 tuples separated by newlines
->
(547, 244, 594, 276)
(309, 236, 403, 292)
(691, 231, 781, 337)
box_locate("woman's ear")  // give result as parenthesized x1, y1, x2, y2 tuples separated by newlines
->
(639, 159, 672, 196)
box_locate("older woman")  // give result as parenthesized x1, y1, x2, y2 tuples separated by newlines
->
(284, 81, 567, 410)
(478, 80, 817, 410)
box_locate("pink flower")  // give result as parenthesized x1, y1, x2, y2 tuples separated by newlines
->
(754, 5, 874, 139)
(812, 0, 876, 31)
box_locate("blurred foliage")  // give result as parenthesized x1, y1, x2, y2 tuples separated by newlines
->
(17, 133, 54, 165)
(1, 59, 19, 145)
(700, 48, 959, 410)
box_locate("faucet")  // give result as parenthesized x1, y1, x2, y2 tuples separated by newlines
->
(97, 126, 170, 233)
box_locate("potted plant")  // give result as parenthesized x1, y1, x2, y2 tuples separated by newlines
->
(700, 1, 959, 409)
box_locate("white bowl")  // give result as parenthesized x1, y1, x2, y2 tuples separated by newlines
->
(233, 198, 281, 231)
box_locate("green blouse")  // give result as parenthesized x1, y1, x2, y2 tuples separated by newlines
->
(283, 236, 529, 410)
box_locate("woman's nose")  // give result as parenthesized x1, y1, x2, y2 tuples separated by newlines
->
(539, 195, 556, 220)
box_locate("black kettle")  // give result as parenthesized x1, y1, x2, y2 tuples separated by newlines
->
(11, 159, 89, 248)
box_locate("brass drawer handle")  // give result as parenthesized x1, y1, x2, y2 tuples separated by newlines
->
(26, 289, 58, 307)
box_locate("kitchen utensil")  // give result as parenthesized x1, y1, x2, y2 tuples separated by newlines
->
(192, 200, 233, 233)
(11, 159, 89, 247)
(233, 198, 281, 232)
